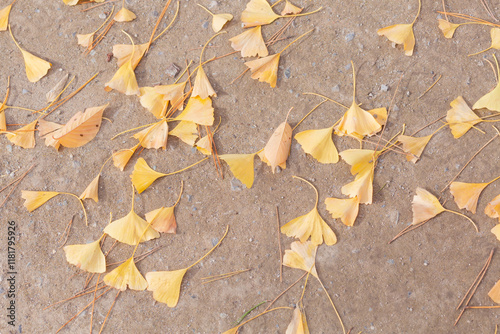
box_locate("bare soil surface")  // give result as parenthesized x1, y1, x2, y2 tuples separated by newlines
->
(1, 0, 500, 333)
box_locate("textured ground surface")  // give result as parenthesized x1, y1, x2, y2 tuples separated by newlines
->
(2, 0, 500, 333)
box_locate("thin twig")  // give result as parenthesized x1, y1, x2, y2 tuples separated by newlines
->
(264, 272, 307, 312)
(276, 206, 283, 283)
(418, 75, 442, 99)
(89, 273, 101, 334)
(58, 216, 75, 248)
(99, 290, 121, 334)
(0, 164, 35, 208)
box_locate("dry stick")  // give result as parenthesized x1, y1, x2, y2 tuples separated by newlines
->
(84, 273, 95, 290)
(201, 270, 251, 284)
(274, 206, 283, 283)
(442, 0, 448, 21)
(55, 288, 112, 333)
(0, 164, 35, 208)
(105, 246, 162, 267)
(480, 0, 498, 22)
(57, 216, 75, 248)
(146, 0, 172, 52)
(80, 0, 119, 12)
(440, 130, 499, 193)
(201, 269, 251, 280)
(457, 249, 495, 310)
(264, 272, 307, 312)
(43, 285, 107, 310)
(89, 273, 101, 334)
(410, 115, 446, 136)
(205, 125, 222, 178)
(466, 305, 500, 309)
(99, 290, 121, 334)
(437, 11, 499, 26)
(418, 75, 442, 99)
(86, 19, 115, 53)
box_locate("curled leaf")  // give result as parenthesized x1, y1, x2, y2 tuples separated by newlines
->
(263, 120, 292, 173)
(79, 174, 100, 202)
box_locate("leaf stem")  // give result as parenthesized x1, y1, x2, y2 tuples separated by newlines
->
(293, 176, 319, 207)
(279, 29, 313, 54)
(444, 209, 478, 232)
(187, 225, 229, 269)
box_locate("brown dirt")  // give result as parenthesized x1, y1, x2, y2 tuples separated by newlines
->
(2, 0, 500, 333)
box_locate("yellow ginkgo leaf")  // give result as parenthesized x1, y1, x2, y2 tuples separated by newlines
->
(113, 43, 148, 69)
(438, 19, 460, 39)
(21, 191, 60, 212)
(63, 0, 79, 5)
(103, 189, 159, 245)
(469, 28, 500, 56)
(245, 54, 280, 88)
(340, 149, 379, 176)
(192, 66, 216, 99)
(397, 134, 432, 163)
(212, 13, 233, 32)
(146, 269, 187, 307)
(0, 3, 13, 31)
(145, 206, 177, 234)
(104, 257, 148, 291)
(9, 26, 52, 82)
(53, 104, 107, 148)
(446, 96, 481, 139)
(491, 224, 500, 241)
(133, 119, 169, 150)
(63, 238, 106, 273)
(369, 107, 388, 126)
(155, 82, 187, 111)
(241, 0, 280, 27)
(169, 121, 198, 146)
(130, 157, 167, 193)
(341, 167, 374, 205)
(281, 0, 302, 15)
(281, 177, 337, 246)
(488, 280, 500, 304)
(79, 174, 100, 202)
(282, 240, 318, 278)
(229, 26, 268, 57)
(412, 187, 446, 224)
(450, 182, 489, 214)
(485, 194, 500, 220)
(105, 56, 139, 95)
(286, 306, 310, 334)
(219, 153, 257, 188)
(325, 196, 360, 227)
(38, 119, 63, 149)
(6, 120, 37, 149)
(473, 55, 500, 112)
(174, 96, 214, 126)
(295, 126, 338, 164)
(195, 135, 212, 155)
(264, 117, 292, 173)
(76, 33, 95, 48)
(378, 24, 415, 56)
(114, 6, 136, 22)
(112, 144, 139, 171)
(0, 81, 8, 132)
(139, 87, 168, 119)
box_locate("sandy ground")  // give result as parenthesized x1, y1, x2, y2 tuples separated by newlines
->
(2, 0, 500, 333)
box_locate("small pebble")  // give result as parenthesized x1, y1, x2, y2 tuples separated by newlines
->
(284, 68, 291, 79)
(6, 145, 12, 153)
(22, 89, 29, 94)
(381, 84, 389, 92)
(345, 32, 355, 42)
(99, 13, 107, 19)
(202, 21, 209, 29)
(332, 85, 340, 92)
(423, 260, 429, 266)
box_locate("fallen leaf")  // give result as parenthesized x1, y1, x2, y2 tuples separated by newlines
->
(438, 19, 461, 39)
(245, 54, 280, 88)
(450, 182, 489, 214)
(79, 174, 100, 202)
(488, 280, 500, 304)
(219, 153, 257, 188)
(281, 0, 302, 16)
(113, 43, 148, 69)
(469, 27, 500, 56)
(169, 121, 198, 146)
(263, 115, 292, 173)
(341, 167, 374, 204)
(112, 144, 139, 171)
(241, 0, 280, 27)
(229, 26, 268, 57)
(174, 96, 214, 126)
(473, 55, 500, 112)
(133, 119, 169, 150)
(485, 193, 500, 221)
(46, 73, 69, 103)
(21, 191, 60, 212)
(446, 96, 481, 138)
(286, 306, 310, 334)
(0, 3, 13, 31)
(412, 187, 445, 224)
(145, 206, 177, 233)
(104, 257, 148, 291)
(146, 269, 187, 307)
(114, 6, 136, 22)
(192, 66, 217, 99)
(325, 196, 360, 227)
(295, 126, 339, 164)
(283, 240, 318, 278)
(130, 157, 167, 193)
(139, 87, 168, 119)
(64, 239, 106, 273)
(6, 120, 37, 149)
(397, 134, 432, 163)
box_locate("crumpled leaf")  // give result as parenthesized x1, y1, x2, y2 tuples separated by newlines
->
(263, 118, 292, 173)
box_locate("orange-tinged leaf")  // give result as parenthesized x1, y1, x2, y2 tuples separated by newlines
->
(485, 194, 500, 220)
(21, 190, 60, 212)
(112, 144, 139, 171)
(397, 134, 432, 163)
(192, 66, 216, 99)
(139, 87, 168, 119)
(258, 149, 286, 169)
(53, 104, 107, 148)
(229, 26, 268, 57)
(283, 240, 318, 278)
(281, 0, 302, 16)
(446, 96, 481, 138)
(64, 239, 105, 273)
(105, 57, 139, 95)
(335, 102, 382, 140)
(325, 196, 360, 227)
(79, 174, 100, 202)
(114, 6, 136, 22)
(76, 33, 95, 48)
(438, 19, 460, 39)
(130, 157, 167, 193)
(449, 182, 488, 214)
(412, 187, 445, 224)
(341, 167, 374, 204)
(6, 120, 37, 149)
(38, 119, 63, 149)
(104, 257, 148, 291)
(195, 135, 212, 155)
(212, 13, 233, 32)
(219, 153, 257, 188)
(113, 43, 148, 69)
(281, 208, 336, 246)
(264, 121, 292, 173)
(133, 120, 169, 150)
(245, 53, 280, 88)
(103, 206, 159, 246)
(0, 4, 13, 31)
(146, 269, 188, 307)
(286, 306, 310, 334)
(145, 206, 177, 234)
(241, 0, 280, 28)
(295, 126, 339, 164)
(169, 121, 198, 146)
(174, 96, 214, 126)
(488, 280, 500, 304)
(377, 23, 415, 56)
